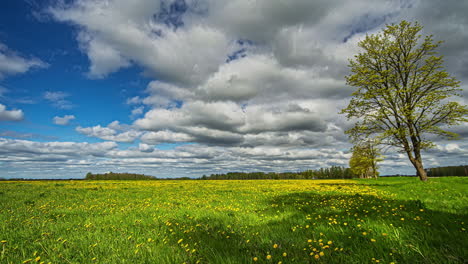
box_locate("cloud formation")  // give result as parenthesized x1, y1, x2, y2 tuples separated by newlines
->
(53, 115, 76, 125)
(0, 104, 24, 121)
(0, 42, 48, 79)
(43, 91, 74, 109)
(76, 122, 142, 143)
(5, 0, 463, 178)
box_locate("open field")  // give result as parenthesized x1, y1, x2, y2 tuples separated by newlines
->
(0, 177, 467, 263)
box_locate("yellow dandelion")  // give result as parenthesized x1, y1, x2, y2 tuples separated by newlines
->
(266, 255, 272, 260)
(308, 239, 312, 243)
(370, 238, 376, 242)
(177, 239, 184, 244)
(400, 218, 404, 221)
(253, 257, 258, 261)
(362, 232, 367, 236)
(282, 252, 287, 257)
(273, 244, 278, 249)
(319, 252, 324, 256)
(314, 254, 320, 259)
(327, 241, 332, 245)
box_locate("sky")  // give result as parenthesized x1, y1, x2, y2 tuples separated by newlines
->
(0, 0, 467, 179)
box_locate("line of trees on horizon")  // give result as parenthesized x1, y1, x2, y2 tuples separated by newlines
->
(2, 164, 467, 181)
(200, 166, 356, 180)
(426, 165, 468, 177)
(85, 172, 157, 180)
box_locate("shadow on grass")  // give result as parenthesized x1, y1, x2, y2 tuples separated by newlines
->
(168, 191, 467, 264)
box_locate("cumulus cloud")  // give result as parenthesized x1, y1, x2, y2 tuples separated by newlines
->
(0, 42, 48, 79)
(140, 130, 194, 144)
(53, 115, 75, 125)
(130, 106, 144, 119)
(0, 104, 24, 121)
(49, 1, 234, 84)
(76, 121, 141, 143)
(126, 96, 143, 105)
(0, 138, 117, 162)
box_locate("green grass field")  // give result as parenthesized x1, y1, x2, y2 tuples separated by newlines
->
(0, 177, 467, 263)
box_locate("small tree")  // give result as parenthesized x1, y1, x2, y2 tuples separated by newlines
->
(349, 140, 381, 179)
(341, 21, 468, 181)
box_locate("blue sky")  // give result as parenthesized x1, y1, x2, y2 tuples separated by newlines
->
(0, 0, 467, 179)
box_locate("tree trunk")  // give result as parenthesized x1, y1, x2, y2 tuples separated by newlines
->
(412, 158, 428, 181)
(408, 137, 428, 182)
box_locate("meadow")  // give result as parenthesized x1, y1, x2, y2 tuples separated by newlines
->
(0, 177, 466, 263)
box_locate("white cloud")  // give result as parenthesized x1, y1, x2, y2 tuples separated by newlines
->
(76, 122, 141, 143)
(126, 96, 143, 105)
(0, 42, 48, 79)
(130, 106, 144, 119)
(53, 115, 75, 125)
(0, 138, 117, 161)
(140, 131, 194, 144)
(44, 91, 74, 109)
(49, 1, 234, 85)
(138, 143, 154, 153)
(0, 104, 24, 121)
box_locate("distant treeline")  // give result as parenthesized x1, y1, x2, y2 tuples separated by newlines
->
(79, 165, 466, 181)
(85, 172, 157, 180)
(426, 165, 468, 177)
(200, 166, 356, 180)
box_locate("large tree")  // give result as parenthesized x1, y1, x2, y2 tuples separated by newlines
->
(341, 21, 468, 181)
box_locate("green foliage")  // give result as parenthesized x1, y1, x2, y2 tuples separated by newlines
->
(202, 166, 356, 180)
(426, 165, 468, 177)
(85, 172, 157, 180)
(349, 141, 382, 179)
(341, 20, 468, 181)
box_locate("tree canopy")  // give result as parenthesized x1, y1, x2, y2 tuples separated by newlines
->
(341, 20, 468, 181)
(349, 140, 382, 179)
